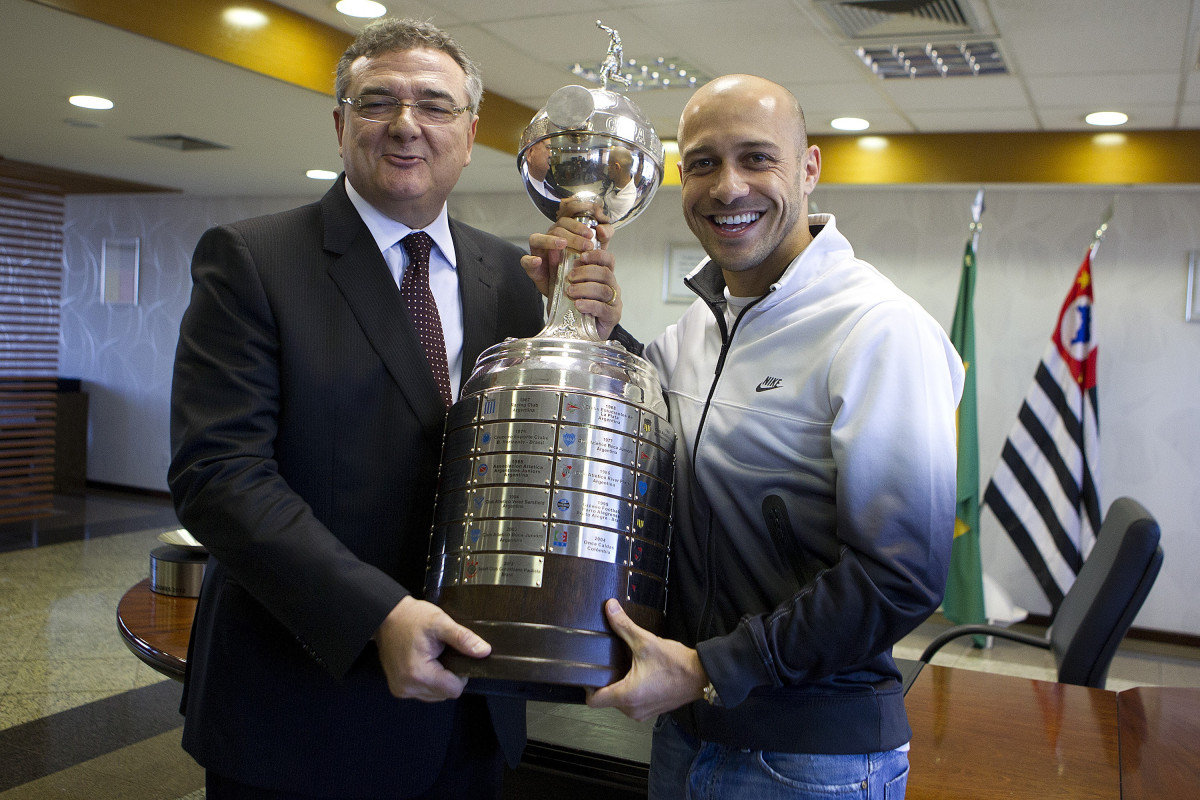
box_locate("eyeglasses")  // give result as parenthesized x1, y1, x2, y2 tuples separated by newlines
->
(340, 95, 472, 126)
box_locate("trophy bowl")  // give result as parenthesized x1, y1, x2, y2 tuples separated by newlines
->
(519, 84, 663, 231)
(518, 76, 664, 343)
(424, 22, 674, 702)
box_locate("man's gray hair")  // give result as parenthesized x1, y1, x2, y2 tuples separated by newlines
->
(335, 18, 483, 113)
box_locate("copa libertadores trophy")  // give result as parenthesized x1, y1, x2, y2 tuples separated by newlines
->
(424, 21, 673, 702)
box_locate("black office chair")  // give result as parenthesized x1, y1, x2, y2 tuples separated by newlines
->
(920, 496, 1163, 689)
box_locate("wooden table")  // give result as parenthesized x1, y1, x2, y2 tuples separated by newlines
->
(1118, 686, 1200, 798)
(905, 664, 1120, 799)
(117, 584, 1199, 799)
(116, 577, 196, 681)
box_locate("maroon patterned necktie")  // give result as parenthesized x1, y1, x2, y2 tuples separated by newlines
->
(399, 231, 452, 408)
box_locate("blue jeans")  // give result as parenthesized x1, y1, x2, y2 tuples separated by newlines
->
(648, 715, 909, 800)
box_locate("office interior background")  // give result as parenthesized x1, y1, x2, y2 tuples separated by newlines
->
(2, 0, 1199, 642)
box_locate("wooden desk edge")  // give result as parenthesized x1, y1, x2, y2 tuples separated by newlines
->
(1117, 686, 1200, 799)
(116, 578, 194, 682)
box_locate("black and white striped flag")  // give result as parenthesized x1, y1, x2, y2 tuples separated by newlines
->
(983, 249, 1100, 611)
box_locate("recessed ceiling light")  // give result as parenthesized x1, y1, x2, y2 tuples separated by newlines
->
(831, 117, 870, 131)
(306, 169, 338, 180)
(223, 7, 269, 29)
(335, 0, 387, 18)
(1085, 111, 1128, 127)
(69, 95, 114, 110)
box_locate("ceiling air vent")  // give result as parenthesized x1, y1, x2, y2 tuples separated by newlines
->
(129, 134, 229, 152)
(817, 0, 977, 40)
(858, 40, 1007, 78)
(817, 0, 1005, 79)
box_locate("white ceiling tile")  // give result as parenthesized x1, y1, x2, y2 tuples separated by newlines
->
(1027, 73, 1181, 107)
(626, 0, 853, 84)
(1179, 104, 1200, 127)
(445, 26, 573, 101)
(987, 0, 1192, 77)
(785, 80, 896, 111)
(1184, 73, 1200, 103)
(877, 74, 1030, 111)
(905, 107, 1041, 132)
(482, 11, 676, 71)
(785, 84, 899, 130)
(423, 0, 645, 25)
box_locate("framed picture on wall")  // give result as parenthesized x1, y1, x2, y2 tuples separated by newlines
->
(1187, 251, 1199, 323)
(102, 238, 140, 305)
(663, 243, 706, 303)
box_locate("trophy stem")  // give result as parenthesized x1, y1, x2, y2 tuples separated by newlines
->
(536, 218, 602, 341)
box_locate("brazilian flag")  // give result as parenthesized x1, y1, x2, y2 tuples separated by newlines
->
(943, 238, 987, 643)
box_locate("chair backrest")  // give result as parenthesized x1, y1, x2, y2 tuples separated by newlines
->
(1050, 496, 1163, 688)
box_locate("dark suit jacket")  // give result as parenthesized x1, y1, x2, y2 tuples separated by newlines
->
(169, 178, 544, 796)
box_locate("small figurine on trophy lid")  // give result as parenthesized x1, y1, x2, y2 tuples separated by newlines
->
(596, 20, 631, 89)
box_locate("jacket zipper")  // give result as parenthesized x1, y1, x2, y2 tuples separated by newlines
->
(693, 294, 768, 642)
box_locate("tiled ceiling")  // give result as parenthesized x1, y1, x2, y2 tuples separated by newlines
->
(2, 0, 1198, 196)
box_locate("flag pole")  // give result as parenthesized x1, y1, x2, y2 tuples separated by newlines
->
(1090, 196, 1116, 259)
(970, 187, 985, 250)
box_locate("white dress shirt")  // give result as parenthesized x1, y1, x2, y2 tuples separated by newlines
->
(344, 180, 465, 400)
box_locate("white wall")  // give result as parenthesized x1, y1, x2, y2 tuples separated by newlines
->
(60, 183, 1200, 637)
(60, 194, 317, 490)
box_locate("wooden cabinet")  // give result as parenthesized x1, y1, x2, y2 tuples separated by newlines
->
(54, 386, 88, 495)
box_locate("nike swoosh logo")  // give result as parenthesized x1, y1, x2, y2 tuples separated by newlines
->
(756, 379, 783, 392)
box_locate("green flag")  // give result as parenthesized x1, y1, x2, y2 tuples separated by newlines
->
(943, 238, 987, 639)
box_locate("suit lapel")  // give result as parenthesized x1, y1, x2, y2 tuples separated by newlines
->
(452, 219, 501, 385)
(322, 180, 447, 434)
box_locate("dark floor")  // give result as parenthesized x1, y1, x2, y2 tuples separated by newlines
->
(0, 489, 179, 554)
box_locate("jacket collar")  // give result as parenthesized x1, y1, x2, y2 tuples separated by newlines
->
(321, 176, 451, 436)
(686, 214, 849, 315)
(319, 175, 364, 255)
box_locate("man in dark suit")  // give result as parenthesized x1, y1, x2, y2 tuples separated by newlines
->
(169, 17, 619, 799)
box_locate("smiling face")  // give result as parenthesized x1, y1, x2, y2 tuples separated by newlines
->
(677, 75, 820, 297)
(334, 47, 478, 228)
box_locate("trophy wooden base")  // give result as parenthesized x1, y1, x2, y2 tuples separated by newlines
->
(442, 619, 630, 703)
(432, 562, 664, 703)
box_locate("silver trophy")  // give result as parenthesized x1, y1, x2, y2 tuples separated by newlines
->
(517, 23, 663, 339)
(425, 22, 673, 701)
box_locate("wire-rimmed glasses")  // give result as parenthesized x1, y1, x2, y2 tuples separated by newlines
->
(340, 94, 473, 126)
